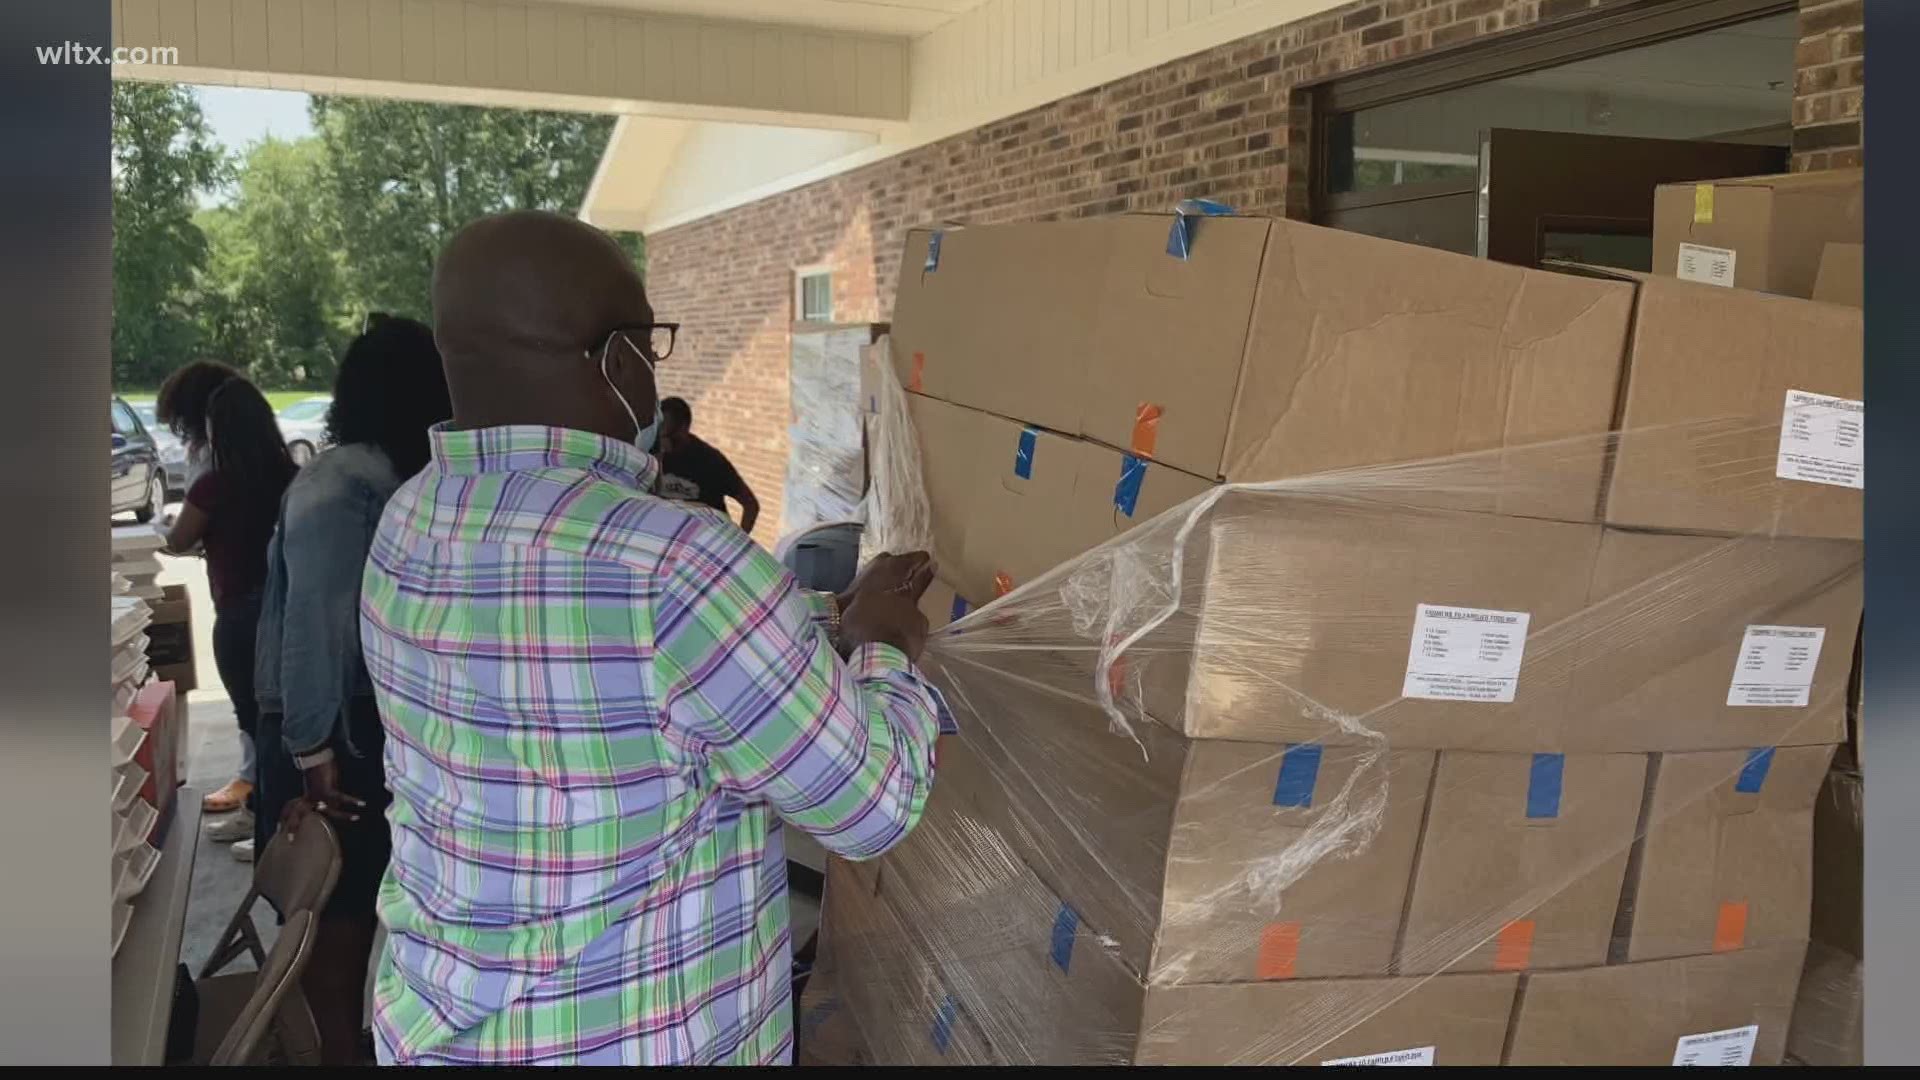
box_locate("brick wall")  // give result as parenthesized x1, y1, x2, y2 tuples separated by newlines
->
(1793, 0, 1865, 170)
(646, 0, 1864, 544)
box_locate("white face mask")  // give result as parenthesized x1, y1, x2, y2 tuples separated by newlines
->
(591, 331, 662, 454)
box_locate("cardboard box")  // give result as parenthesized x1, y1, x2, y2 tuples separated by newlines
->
(1181, 490, 1601, 750)
(918, 576, 976, 631)
(1134, 972, 1519, 1066)
(892, 216, 1634, 521)
(1399, 751, 1646, 975)
(1570, 529, 1860, 752)
(1603, 274, 1862, 539)
(1505, 944, 1805, 1065)
(1813, 242, 1863, 308)
(936, 700, 1433, 984)
(1613, 745, 1831, 962)
(145, 584, 196, 692)
(891, 220, 1110, 438)
(1790, 943, 1862, 1066)
(819, 778, 1515, 1065)
(1653, 170, 1863, 299)
(1787, 766, 1862, 1064)
(907, 393, 1212, 604)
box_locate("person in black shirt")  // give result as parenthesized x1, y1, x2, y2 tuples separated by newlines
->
(656, 396, 760, 533)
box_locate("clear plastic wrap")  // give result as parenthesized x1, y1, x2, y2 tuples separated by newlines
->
(799, 398, 1862, 1065)
(1787, 765, 1863, 1065)
(782, 324, 873, 534)
(856, 333, 932, 562)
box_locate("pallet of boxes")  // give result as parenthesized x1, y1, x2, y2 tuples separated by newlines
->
(109, 528, 189, 957)
(796, 186, 1863, 1066)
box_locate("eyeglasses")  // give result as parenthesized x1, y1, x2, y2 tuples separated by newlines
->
(597, 322, 678, 363)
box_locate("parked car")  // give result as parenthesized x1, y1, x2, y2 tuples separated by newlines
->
(127, 400, 190, 498)
(110, 396, 167, 523)
(276, 395, 332, 465)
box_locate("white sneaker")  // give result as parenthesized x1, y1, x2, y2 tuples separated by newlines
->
(205, 810, 254, 843)
(231, 838, 255, 863)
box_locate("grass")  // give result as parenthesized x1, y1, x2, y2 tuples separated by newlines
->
(120, 390, 320, 411)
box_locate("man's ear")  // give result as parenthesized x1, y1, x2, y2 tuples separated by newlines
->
(607, 336, 659, 416)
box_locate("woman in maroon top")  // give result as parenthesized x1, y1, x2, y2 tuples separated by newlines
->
(164, 377, 297, 853)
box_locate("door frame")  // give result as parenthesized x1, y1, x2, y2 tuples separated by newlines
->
(1303, 0, 1798, 226)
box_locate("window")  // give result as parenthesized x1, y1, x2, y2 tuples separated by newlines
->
(1310, 0, 1796, 257)
(112, 401, 141, 437)
(796, 267, 833, 323)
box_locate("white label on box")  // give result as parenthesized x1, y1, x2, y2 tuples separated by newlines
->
(1402, 605, 1531, 704)
(1323, 1046, 1436, 1067)
(1676, 242, 1737, 287)
(1727, 624, 1827, 707)
(1672, 1024, 1758, 1066)
(1776, 389, 1864, 490)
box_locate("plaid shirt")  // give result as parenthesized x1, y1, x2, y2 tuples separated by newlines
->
(359, 425, 945, 1065)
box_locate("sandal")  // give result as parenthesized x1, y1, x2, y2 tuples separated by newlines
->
(201, 778, 253, 813)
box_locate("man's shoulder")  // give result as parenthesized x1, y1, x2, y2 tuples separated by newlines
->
(376, 462, 746, 573)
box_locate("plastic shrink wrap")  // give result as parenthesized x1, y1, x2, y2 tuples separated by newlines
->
(1786, 765, 1863, 1065)
(797, 213, 1862, 1066)
(783, 324, 876, 535)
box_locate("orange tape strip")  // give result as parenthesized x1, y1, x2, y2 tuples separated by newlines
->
(1493, 919, 1536, 971)
(1257, 921, 1300, 980)
(1130, 402, 1163, 458)
(909, 352, 926, 393)
(1104, 633, 1128, 698)
(1714, 900, 1748, 952)
(993, 571, 1014, 598)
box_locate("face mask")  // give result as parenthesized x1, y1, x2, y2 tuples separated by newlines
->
(593, 331, 663, 454)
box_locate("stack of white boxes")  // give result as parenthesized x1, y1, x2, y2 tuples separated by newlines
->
(109, 558, 181, 956)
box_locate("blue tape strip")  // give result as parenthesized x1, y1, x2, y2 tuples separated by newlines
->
(1527, 753, 1565, 819)
(924, 230, 943, 271)
(1736, 747, 1775, 794)
(1050, 903, 1079, 973)
(1165, 197, 1237, 260)
(1272, 743, 1324, 808)
(950, 595, 970, 623)
(929, 994, 959, 1054)
(1014, 426, 1038, 479)
(1114, 454, 1148, 517)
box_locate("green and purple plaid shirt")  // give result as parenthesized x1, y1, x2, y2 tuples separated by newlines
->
(359, 425, 945, 1065)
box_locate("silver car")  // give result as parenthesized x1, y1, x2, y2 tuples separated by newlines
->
(127, 400, 190, 498)
(277, 396, 332, 466)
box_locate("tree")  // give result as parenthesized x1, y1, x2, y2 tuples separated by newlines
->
(111, 82, 228, 386)
(311, 98, 642, 321)
(198, 138, 349, 388)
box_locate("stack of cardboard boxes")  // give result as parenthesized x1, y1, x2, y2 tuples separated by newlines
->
(805, 181, 1862, 1065)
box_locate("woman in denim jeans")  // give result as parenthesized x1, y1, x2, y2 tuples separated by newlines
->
(254, 315, 451, 1064)
(164, 378, 296, 846)
(155, 360, 250, 812)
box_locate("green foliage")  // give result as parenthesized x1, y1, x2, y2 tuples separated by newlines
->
(312, 98, 643, 321)
(111, 90, 642, 390)
(198, 138, 348, 388)
(111, 82, 228, 386)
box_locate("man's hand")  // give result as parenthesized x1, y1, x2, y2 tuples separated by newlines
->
(837, 551, 936, 662)
(280, 758, 366, 837)
(838, 551, 935, 608)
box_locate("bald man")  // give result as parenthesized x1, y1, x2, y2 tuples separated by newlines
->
(355, 211, 947, 1065)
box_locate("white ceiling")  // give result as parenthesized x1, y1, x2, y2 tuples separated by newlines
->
(543, 0, 986, 37)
